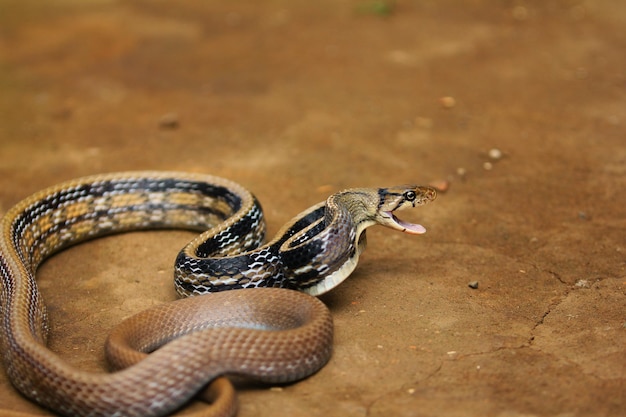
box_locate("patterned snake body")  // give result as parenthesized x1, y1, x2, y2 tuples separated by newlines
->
(0, 171, 436, 417)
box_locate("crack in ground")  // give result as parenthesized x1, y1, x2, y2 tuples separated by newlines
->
(525, 265, 573, 346)
(545, 268, 567, 285)
(363, 361, 443, 417)
(361, 271, 623, 416)
(525, 269, 623, 345)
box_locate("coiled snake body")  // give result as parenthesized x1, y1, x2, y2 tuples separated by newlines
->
(0, 171, 436, 417)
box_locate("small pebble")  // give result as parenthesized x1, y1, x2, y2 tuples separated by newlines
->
(575, 279, 590, 288)
(468, 281, 479, 289)
(456, 167, 467, 177)
(159, 113, 180, 130)
(439, 96, 456, 108)
(429, 179, 449, 193)
(488, 148, 503, 160)
(483, 162, 493, 170)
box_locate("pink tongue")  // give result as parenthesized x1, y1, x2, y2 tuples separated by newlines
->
(393, 214, 427, 234)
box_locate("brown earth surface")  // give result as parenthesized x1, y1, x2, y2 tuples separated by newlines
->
(0, 1, 624, 416)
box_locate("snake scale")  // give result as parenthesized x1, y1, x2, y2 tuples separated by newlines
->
(0, 171, 436, 417)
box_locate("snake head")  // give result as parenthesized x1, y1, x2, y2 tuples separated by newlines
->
(375, 185, 437, 235)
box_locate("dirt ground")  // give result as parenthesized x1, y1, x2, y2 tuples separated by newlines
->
(0, 1, 624, 416)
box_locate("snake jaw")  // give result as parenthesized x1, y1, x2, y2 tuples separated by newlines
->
(373, 184, 436, 235)
(381, 211, 427, 235)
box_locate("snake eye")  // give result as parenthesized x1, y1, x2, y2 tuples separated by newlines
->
(404, 190, 416, 201)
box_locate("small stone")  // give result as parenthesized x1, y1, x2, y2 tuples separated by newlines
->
(429, 179, 449, 193)
(468, 281, 479, 289)
(575, 279, 590, 288)
(483, 162, 493, 170)
(439, 96, 456, 108)
(456, 167, 467, 177)
(488, 148, 503, 160)
(159, 112, 180, 130)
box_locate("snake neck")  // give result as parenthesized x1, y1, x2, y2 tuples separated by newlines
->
(285, 189, 381, 296)
(325, 189, 379, 232)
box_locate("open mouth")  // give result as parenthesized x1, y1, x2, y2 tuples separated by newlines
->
(384, 212, 427, 235)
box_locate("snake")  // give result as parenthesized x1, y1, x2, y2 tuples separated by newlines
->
(0, 171, 437, 417)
